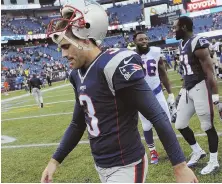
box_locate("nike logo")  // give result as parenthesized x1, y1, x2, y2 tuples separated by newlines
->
(124, 56, 134, 64)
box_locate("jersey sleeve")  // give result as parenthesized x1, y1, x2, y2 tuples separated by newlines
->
(192, 36, 210, 52)
(52, 70, 86, 164)
(103, 50, 145, 94)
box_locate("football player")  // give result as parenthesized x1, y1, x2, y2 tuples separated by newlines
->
(41, 1, 198, 183)
(30, 74, 43, 108)
(173, 16, 221, 175)
(134, 32, 176, 164)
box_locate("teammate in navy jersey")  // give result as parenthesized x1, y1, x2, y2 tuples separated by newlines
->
(173, 16, 221, 175)
(41, 1, 198, 183)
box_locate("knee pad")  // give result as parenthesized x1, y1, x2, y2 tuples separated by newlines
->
(141, 121, 153, 131)
(175, 120, 188, 130)
(201, 122, 212, 132)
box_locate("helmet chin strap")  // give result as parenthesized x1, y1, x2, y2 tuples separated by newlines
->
(51, 31, 92, 51)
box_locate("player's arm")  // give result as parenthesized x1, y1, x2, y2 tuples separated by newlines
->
(41, 74, 86, 183)
(195, 48, 219, 103)
(116, 78, 197, 182)
(109, 52, 197, 182)
(52, 74, 86, 163)
(158, 57, 172, 94)
(158, 57, 175, 106)
(117, 80, 185, 165)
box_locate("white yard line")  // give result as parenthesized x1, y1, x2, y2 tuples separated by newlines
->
(3, 100, 74, 110)
(1, 112, 73, 122)
(2, 132, 221, 148)
(172, 86, 182, 89)
(44, 93, 73, 99)
(1, 84, 71, 103)
(45, 88, 73, 93)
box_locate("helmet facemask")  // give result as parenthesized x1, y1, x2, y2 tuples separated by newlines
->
(47, 6, 92, 50)
(46, 0, 108, 50)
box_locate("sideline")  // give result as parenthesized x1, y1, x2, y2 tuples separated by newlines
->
(2, 112, 73, 122)
(1, 84, 71, 103)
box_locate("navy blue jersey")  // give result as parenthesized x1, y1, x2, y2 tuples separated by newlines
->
(179, 35, 210, 90)
(70, 48, 146, 168)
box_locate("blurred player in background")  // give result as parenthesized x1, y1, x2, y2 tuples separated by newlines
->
(134, 32, 177, 164)
(30, 74, 44, 108)
(209, 39, 220, 79)
(41, 0, 197, 183)
(64, 70, 70, 83)
(3, 79, 9, 96)
(173, 16, 221, 175)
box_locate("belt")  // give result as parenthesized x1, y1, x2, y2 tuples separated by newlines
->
(153, 83, 162, 95)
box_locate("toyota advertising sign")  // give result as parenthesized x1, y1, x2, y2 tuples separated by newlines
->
(184, 0, 221, 12)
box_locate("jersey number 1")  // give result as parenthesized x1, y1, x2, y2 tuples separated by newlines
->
(180, 54, 193, 75)
(79, 95, 100, 137)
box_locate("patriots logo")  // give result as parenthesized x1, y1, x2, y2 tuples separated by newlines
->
(119, 64, 142, 80)
(199, 38, 209, 47)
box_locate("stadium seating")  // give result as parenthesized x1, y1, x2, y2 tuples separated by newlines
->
(1, 45, 68, 74)
(1, 5, 222, 72)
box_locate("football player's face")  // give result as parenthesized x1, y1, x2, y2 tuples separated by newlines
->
(173, 20, 184, 40)
(60, 38, 86, 69)
(135, 34, 149, 53)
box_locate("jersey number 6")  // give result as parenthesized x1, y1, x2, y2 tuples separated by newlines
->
(146, 59, 157, 76)
(79, 95, 100, 137)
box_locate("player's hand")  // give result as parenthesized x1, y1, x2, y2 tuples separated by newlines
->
(212, 94, 222, 121)
(175, 88, 184, 108)
(212, 94, 219, 105)
(41, 158, 59, 183)
(173, 162, 198, 183)
(167, 93, 175, 106)
(215, 102, 222, 121)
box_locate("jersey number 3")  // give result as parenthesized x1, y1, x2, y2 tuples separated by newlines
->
(79, 95, 100, 137)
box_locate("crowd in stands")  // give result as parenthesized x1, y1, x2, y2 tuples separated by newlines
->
(1, 43, 70, 92)
(1, 15, 47, 35)
(106, 1, 143, 25)
(103, 12, 222, 47)
(1, 3, 222, 92)
(2, 4, 222, 43)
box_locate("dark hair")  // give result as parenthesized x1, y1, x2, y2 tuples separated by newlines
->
(133, 31, 146, 40)
(178, 16, 193, 32)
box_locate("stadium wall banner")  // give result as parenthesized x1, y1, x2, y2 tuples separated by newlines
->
(108, 21, 146, 30)
(1, 35, 25, 42)
(150, 10, 180, 26)
(24, 34, 47, 41)
(181, 5, 222, 17)
(1, 34, 47, 42)
(1, 4, 41, 10)
(184, 0, 221, 12)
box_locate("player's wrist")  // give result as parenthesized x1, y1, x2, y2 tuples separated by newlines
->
(50, 158, 60, 166)
(179, 88, 185, 96)
(168, 93, 174, 98)
(173, 161, 187, 174)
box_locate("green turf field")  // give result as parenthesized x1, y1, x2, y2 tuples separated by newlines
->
(1, 70, 222, 183)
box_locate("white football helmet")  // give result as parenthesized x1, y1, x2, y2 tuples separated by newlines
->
(47, 0, 108, 48)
